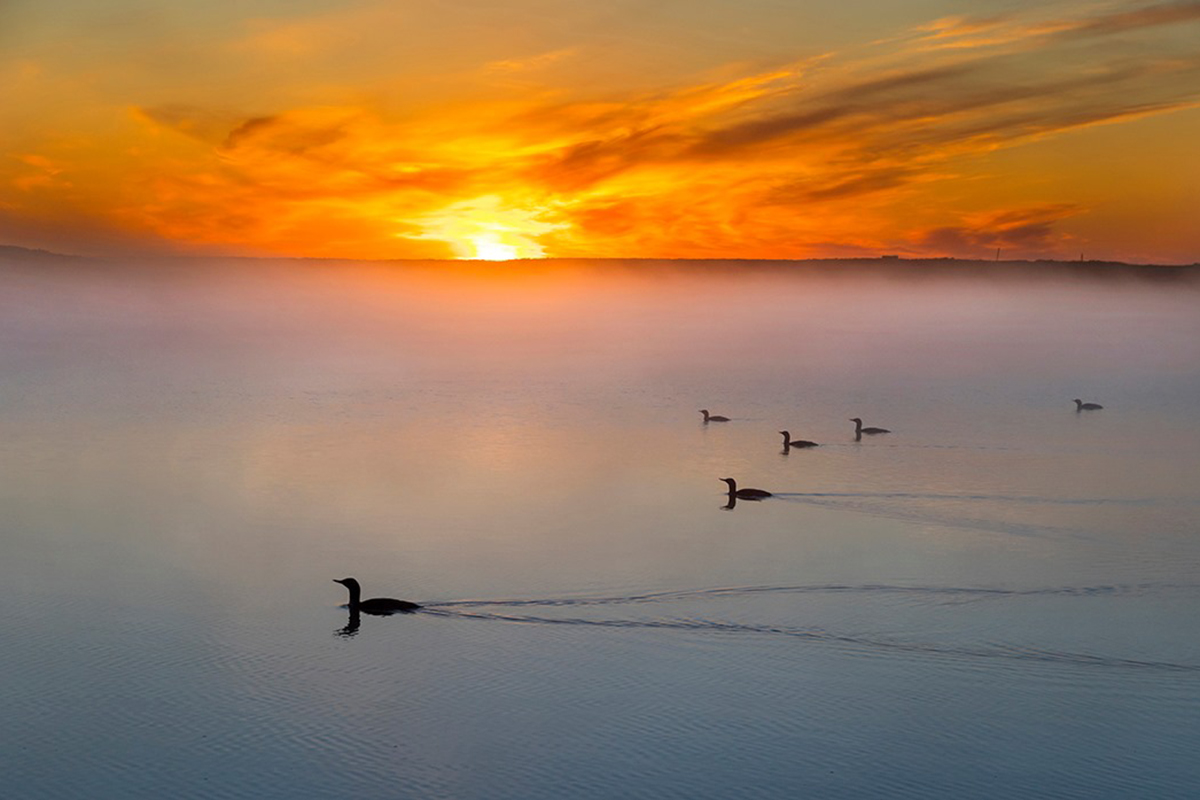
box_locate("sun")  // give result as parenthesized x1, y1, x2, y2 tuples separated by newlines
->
(405, 195, 565, 260)
(470, 234, 521, 261)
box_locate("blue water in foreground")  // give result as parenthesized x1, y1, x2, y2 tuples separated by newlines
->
(2, 257, 1199, 798)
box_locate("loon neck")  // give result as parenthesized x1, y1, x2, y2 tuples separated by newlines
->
(337, 579, 363, 607)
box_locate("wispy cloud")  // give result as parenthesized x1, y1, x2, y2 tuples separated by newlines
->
(485, 48, 578, 73)
(1054, 0, 1200, 38)
(904, 1, 1200, 52)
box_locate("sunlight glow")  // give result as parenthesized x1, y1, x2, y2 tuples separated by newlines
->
(405, 195, 566, 260)
(6, 1, 1200, 262)
(471, 235, 521, 261)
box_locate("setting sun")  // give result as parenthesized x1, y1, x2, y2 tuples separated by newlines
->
(406, 195, 564, 260)
(471, 235, 520, 261)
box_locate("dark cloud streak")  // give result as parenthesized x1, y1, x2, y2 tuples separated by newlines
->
(1055, 0, 1200, 39)
(916, 204, 1081, 257)
(767, 167, 919, 204)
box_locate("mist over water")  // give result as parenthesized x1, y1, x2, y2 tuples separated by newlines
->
(3, 256, 1199, 799)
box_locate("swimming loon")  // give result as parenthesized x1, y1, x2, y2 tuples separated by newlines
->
(1073, 399, 1103, 411)
(850, 417, 890, 436)
(333, 578, 421, 613)
(779, 431, 819, 449)
(719, 477, 772, 499)
(700, 409, 730, 423)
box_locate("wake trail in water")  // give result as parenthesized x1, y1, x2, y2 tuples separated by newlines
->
(427, 581, 1188, 608)
(417, 582, 1200, 673)
(773, 492, 1177, 506)
(420, 608, 1199, 673)
(761, 491, 1195, 539)
(820, 442, 1022, 452)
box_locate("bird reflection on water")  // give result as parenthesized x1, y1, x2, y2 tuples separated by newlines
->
(336, 609, 362, 638)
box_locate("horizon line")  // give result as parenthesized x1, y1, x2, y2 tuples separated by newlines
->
(1, 244, 1198, 270)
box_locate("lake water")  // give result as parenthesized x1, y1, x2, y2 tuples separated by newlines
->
(2, 256, 1199, 799)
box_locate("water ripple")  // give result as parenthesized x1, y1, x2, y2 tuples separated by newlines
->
(775, 491, 1187, 506)
(417, 582, 1200, 673)
(428, 581, 1190, 608)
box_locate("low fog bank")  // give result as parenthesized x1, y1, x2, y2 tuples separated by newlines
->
(3, 243, 1199, 435)
(3, 247, 1197, 390)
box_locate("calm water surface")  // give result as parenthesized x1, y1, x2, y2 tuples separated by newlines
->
(2, 257, 1199, 798)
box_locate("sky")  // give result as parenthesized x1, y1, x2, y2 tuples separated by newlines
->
(2, 0, 1199, 263)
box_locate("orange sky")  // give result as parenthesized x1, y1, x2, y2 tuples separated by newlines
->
(2, 0, 1199, 263)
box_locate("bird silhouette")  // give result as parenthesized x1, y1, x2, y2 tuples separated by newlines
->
(779, 431, 819, 449)
(333, 578, 421, 614)
(850, 417, 890, 439)
(719, 477, 772, 499)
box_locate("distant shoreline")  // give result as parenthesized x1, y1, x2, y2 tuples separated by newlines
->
(2, 243, 1197, 278)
